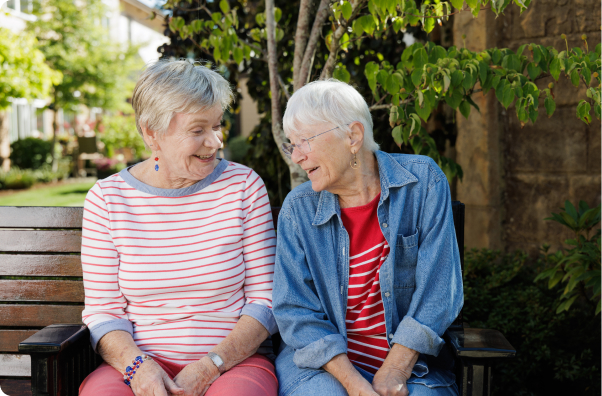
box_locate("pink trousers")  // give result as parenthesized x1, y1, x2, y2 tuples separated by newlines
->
(79, 354, 277, 396)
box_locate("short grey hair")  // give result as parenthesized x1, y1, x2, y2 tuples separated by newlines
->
(132, 59, 234, 140)
(283, 79, 379, 152)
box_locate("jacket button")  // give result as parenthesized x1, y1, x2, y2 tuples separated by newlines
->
(382, 223, 388, 228)
(384, 292, 390, 297)
(389, 334, 394, 339)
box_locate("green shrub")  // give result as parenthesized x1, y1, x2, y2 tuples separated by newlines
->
(9, 137, 53, 170)
(535, 201, 601, 315)
(0, 168, 37, 189)
(463, 249, 601, 396)
(99, 114, 147, 159)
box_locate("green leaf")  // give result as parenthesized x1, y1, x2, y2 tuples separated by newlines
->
(527, 62, 541, 80)
(549, 271, 564, 288)
(415, 98, 432, 121)
(423, 16, 435, 33)
(333, 66, 351, 83)
(451, 70, 463, 87)
(570, 69, 580, 87)
(478, 61, 489, 84)
(342, 1, 353, 20)
(466, 96, 481, 113)
(429, 46, 447, 64)
(393, 18, 404, 33)
(450, 0, 464, 9)
(413, 48, 428, 70)
(492, 49, 503, 65)
(544, 97, 556, 118)
(462, 70, 474, 91)
(233, 46, 243, 64)
(411, 69, 423, 87)
(556, 295, 579, 314)
(502, 85, 515, 109)
(274, 7, 282, 23)
(502, 54, 522, 72)
(445, 89, 463, 109)
(392, 125, 403, 146)
(582, 66, 591, 86)
(377, 70, 389, 87)
(577, 100, 592, 124)
(459, 100, 471, 119)
(358, 15, 376, 36)
(219, 0, 230, 14)
(352, 19, 364, 36)
(549, 58, 561, 81)
(386, 74, 400, 94)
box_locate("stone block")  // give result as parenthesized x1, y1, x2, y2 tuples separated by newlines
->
(464, 204, 503, 250)
(504, 173, 601, 254)
(504, 107, 588, 173)
(587, 121, 601, 174)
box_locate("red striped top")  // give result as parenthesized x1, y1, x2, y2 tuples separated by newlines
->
(81, 161, 275, 363)
(341, 193, 390, 374)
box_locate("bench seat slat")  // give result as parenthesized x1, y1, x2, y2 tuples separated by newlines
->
(0, 305, 84, 327)
(0, 206, 83, 229)
(0, 255, 82, 276)
(0, 280, 84, 302)
(0, 230, 82, 252)
(0, 330, 38, 353)
(0, 354, 31, 377)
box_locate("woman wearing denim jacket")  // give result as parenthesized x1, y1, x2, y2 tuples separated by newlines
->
(272, 80, 463, 396)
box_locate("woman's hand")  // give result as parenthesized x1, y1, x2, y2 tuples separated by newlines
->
(173, 357, 220, 396)
(130, 359, 185, 396)
(371, 366, 410, 396)
(371, 343, 418, 396)
(345, 376, 380, 396)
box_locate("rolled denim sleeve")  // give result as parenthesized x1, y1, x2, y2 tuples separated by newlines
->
(241, 303, 278, 335)
(392, 163, 464, 356)
(272, 206, 347, 369)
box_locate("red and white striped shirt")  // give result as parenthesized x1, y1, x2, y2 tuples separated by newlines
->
(341, 193, 390, 374)
(81, 160, 276, 364)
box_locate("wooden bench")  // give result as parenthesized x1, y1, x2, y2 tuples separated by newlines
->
(0, 204, 515, 396)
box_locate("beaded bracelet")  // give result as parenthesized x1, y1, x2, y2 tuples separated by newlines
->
(123, 354, 152, 386)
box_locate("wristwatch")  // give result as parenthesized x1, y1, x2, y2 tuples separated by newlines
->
(206, 352, 226, 374)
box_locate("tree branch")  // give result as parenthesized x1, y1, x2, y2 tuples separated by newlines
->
(292, 0, 313, 91)
(265, 0, 306, 187)
(320, 0, 367, 80)
(279, 74, 291, 100)
(297, 0, 330, 89)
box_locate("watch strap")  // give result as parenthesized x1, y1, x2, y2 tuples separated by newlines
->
(207, 352, 226, 374)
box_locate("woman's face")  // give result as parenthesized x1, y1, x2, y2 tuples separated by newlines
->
(289, 124, 354, 193)
(153, 105, 224, 182)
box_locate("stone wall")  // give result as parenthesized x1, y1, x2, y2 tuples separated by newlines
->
(454, 0, 601, 254)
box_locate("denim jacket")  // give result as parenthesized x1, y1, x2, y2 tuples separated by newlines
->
(272, 151, 463, 387)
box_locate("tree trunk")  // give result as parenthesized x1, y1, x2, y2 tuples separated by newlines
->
(265, 0, 307, 189)
(292, 0, 312, 91)
(51, 106, 59, 172)
(0, 110, 10, 172)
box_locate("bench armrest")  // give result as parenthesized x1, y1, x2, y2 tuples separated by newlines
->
(18, 324, 89, 354)
(445, 327, 516, 359)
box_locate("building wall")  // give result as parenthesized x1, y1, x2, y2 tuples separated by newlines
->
(454, 0, 601, 254)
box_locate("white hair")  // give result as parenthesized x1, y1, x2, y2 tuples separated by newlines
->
(131, 59, 233, 141)
(283, 79, 379, 152)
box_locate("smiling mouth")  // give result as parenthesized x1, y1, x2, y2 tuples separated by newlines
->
(306, 167, 319, 175)
(193, 153, 214, 160)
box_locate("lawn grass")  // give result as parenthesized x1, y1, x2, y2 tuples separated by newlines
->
(0, 180, 96, 206)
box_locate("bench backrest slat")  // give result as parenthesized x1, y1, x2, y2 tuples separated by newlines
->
(0, 280, 84, 302)
(0, 331, 38, 353)
(0, 207, 83, 228)
(0, 305, 84, 327)
(0, 230, 82, 252)
(0, 255, 82, 276)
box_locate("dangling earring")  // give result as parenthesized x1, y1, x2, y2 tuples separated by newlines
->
(350, 151, 360, 169)
(154, 155, 159, 171)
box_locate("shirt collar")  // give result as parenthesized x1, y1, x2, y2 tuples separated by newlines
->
(312, 150, 418, 226)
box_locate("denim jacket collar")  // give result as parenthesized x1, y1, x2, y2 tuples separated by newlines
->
(312, 150, 419, 226)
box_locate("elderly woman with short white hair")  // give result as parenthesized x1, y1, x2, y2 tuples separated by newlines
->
(78, 60, 278, 396)
(272, 80, 463, 396)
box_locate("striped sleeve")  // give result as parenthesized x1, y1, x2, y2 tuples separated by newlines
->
(81, 182, 130, 341)
(239, 170, 277, 334)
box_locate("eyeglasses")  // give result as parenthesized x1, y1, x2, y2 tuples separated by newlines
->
(281, 125, 342, 157)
